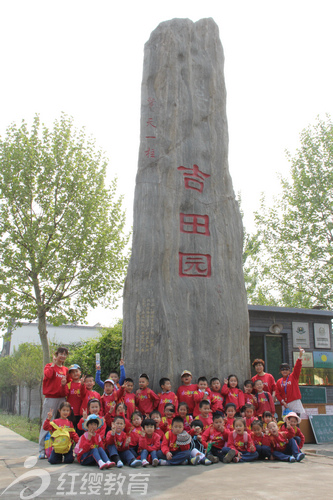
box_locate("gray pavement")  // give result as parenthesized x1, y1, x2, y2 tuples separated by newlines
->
(0, 425, 332, 500)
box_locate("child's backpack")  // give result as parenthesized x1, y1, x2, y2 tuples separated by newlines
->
(50, 422, 75, 454)
(44, 431, 53, 458)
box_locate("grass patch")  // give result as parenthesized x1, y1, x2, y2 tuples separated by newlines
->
(0, 410, 40, 443)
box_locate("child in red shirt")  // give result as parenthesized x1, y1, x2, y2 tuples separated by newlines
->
(176, 370, 197, 415)
(194, 400, 213, 431)
(158, 416, 192, 465)
(116, 378, 136, 421)
(254, 379, 275, 417)
(105, 415, 141, 467)
(157, 377, 178, 417)
(160, 403, 176, 433)
(138, 418, 160, 466)
(243, 380, 258, 412)
(281, 412, 305, 449)
(135, 373, 159, 417)
(63, 364, 86, 430)
(43, 402, 79, 464)
(243, 404, 256, 431)
(177, 403, 193, 432)
(100, 379, 117, 422)
(267, 420, 304, 462)
(201, 413, 229, 463)
(224, 403, 236, 431)
(75, 414, 114, 469)
(210, 377, 224, 413)
(223, 417, 258, 463)
(150, 410, 165, 441)
(251, 420, 271, 460)
(221, 375, 245, 413)
(193, 377, 212, 417)
(78, 398, 106, 439)
(80, 375, 101, 416)
(129, 411, 144, 454)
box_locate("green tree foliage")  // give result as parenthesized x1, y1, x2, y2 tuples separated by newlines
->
(245, 116, 333, 308)
(66, 320, 122, 394)
(0, 114, 129, 364)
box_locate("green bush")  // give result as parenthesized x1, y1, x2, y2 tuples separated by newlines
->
(66, 319, 122, 394)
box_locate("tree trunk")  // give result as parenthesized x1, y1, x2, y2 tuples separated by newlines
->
(27, 387, 31, 420)
(18, 385, 21, 416)
(38, 309, 50, 366)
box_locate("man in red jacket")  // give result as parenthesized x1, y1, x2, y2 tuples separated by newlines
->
(38, 346, 69, 458)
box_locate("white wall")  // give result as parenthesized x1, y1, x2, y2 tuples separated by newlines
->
(10, 322, 101, 354)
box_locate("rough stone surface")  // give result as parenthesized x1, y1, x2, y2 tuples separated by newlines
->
(123, 18, 250, 391)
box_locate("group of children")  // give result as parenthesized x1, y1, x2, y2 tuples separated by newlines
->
(39, 346, 307, 469)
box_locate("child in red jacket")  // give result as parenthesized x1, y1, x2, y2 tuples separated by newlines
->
(116, 378, 136, 420)
(135, 373, 159, 417)
(254, 379, 275, 417)
(267, 420, 304, 462)
(157, 377, 178, 417)
(106, 416, 142, 468)
(193, 377, 212, 417)
(78, 398, 106, 440)
(63, 364, 86, 430)
(251, 420, 271, 460)
(138, 418, 161, 466)
(221, 375, 245, 413)
(281, 412, 305, 449)
(176, 370, 197, 415)
(210, 377, 224, 413)
(201, 412, 229, 463)
(158, 416, 192, 465)
(43, 402, 79, 464)
(75, 414, 114, 469)
(223, 417, 259, 463)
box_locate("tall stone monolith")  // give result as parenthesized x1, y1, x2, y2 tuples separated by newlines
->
(122, 18, 250, 391)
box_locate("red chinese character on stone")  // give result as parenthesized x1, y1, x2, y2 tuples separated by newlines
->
(180, 213, 210, 236)
(177, 164, 210, 193)
(179, 253, 211, 277)
(147, 118, 156, 128)
(148, 97, 156, 109)
(145, 148, 155, 158)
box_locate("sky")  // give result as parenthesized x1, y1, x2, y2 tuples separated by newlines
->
(1, 0, 333, 328)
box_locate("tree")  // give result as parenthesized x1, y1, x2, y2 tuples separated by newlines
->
(0, 114, 129, 365)
(245, 116, 333, 309)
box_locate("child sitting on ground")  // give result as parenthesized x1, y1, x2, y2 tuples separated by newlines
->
(105, 416, 142, 468)
(251, 420, 272, 460)
(75, 414, 114, 469)
(138, 418, 160, 467)
(158, 416, 193, 466)
(150, 410, 165, 441)
(223, 417, 259, 463)
(188, 420, 212, 465)
(262, 411, 274, 430)
(266, 420, 304, 462)
(78, 398, 106, 438)
(129, 411, 144, 455)
(243, 403, 256, 431)
(43, 402, 79, 464)
(201, 412, 229, 463)
(280, 412, 305, 449)
(160, 403, 176, 433)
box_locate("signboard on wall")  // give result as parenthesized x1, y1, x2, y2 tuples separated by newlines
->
(292, 322, 310, 348)
(314, 323, 331, 349)
(293, 351, 313, 367)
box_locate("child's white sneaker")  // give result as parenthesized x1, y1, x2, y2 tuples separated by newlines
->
(152, 458, 159, 467)
(142, 459, 149, 467)
(116, 460, 123, 468)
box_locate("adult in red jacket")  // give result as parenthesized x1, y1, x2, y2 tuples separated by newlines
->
(38, 347, 69, 458)
(275, 347, 305, 416)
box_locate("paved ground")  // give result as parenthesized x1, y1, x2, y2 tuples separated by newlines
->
(0, 425, 332, 500)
